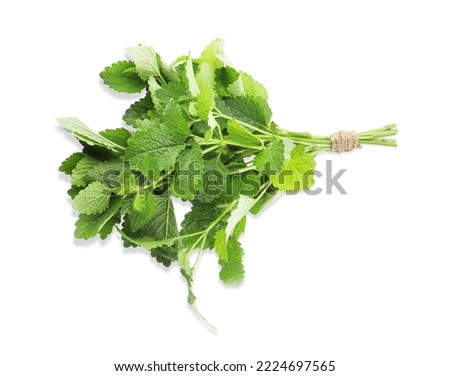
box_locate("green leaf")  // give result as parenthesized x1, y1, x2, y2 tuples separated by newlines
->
(179, 250, 196, 304)
(99, 213, 121, 240)
(196, 157, 228, 203)
(214, 228, 227, 261)
(145, 194, 180, 266)
(180, 203, 223, 249)
(219, 236, 245, 284)
(99, 60, 146, 93)
(67, 185, 83, 199)
(232, 216, 246, 239)
(225, 195, 255, 239)
(196, 86, 215, 121)
(172, 141, 204, 200)
(200, 38, 225, 71)
(196, 61, 214, 89)
(270, 145, 316, 191)
(74, 197, 122, 239)
(227, 75, 245, 97)
(125, 101, 191, 175)
(73, 181, 112, 215)
(70, 155, 101, 187)
(150, 246, 179, 268)
(185, 55, 199, 96)
(59, 152, 84, 175)
(250, 188, 279, 215)
(253, 139, 285, 175)
(119, 194, 180, 267)
(223, 171, 261, 200)
(145, 194, 180, 243)
(99, 128, 131, 148)
(116, 228, 178, 249)
(88, 159, 125, 185)
(157, 53, 180, 82)
(226, 119, 261, 146)
(215, 67, 240, 97)
(128, 191, 157, 232)
(58, 117, 124, 152)
(162, 99, 192, 134)
(126, 45, 160, 80)
(122, 95, 154, 126)
(241, 72, 268, 99)
(218, 97, 272, 130)
(155, 82, 189, 105)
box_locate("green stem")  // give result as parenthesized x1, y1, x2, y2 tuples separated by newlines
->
(228, 165, 257, 175)
(357, 124, 396, 135)
(196, 136, 263, 151)
(213, 109, 274, 137)
(189, 198, 239, 276)
(202, 144, 221, 155)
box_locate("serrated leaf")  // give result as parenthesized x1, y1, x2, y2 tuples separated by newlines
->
(73, 181, 112, 215)
(99, 128, 131, 148)
(253, 139, 285, 175)
(223, 171, 261, 200)
(74, 197, 122, 239)
(67, 185, 83, 199)
(119, 194, 180, 266)
(99, 60, 146, 93)
(180, 203, 223, 249)
(219, 236, 245, 285)
(70, 155, 102, 187)
(200, 38, 225, 70)
(217, 97, 272, 131)
(125, 101, 190, 175)
(58, 117, 124, 152)
(215, 67, 240, 97)
(232, 216, 246, 238)
(172, 141, 204, 200)
(59, 152, 84, 175)
(99, 213, 121, 240)
(88, 159, 124, 186)
(126, 45, 160, 80)
(241, 72, 268, 99)
(122, 95, 154, 126)
(146, 194, 180, 242)
(128, 191, 157, 232)
(179, 251, 196, 304)
(155, 81, 189, 105)
(270, 145, 316, 191)
(157, 53, 180, 82)
(226, 119, 261, 146)
(150, 246, 179, 268)
(196, 157, 228, 203)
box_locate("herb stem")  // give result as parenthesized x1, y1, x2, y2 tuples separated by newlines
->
(228, 165, 257, 175)
(213, 110, 274, 136)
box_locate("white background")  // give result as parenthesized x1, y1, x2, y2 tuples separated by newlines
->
(1, 1, 449, 375)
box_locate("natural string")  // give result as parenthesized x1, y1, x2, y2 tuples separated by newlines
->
(329, 130, 358, 152)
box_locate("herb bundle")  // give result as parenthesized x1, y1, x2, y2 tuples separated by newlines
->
(59, 40, 396, 316)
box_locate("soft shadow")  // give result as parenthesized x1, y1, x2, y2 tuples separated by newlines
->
(55, 125, 82, 148)
(98, 78, 142, 102)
